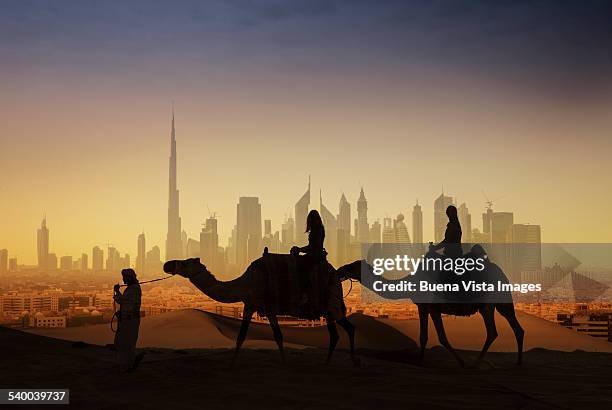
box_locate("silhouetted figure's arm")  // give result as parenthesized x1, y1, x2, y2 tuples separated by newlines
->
(114, 285, 141, 317)
(293, 225, 325, 256)
(431, 220, 462, 252)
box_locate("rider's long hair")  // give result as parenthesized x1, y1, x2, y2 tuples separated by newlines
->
(305, 210, 323, 233)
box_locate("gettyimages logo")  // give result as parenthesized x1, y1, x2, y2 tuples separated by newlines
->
(359, 243, 611, 304)
(371, 254, 486, 276)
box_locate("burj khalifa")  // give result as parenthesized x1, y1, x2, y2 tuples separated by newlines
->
(165, 105, 183, 260)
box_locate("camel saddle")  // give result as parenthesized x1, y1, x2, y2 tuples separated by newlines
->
(255, 252, 344, 320)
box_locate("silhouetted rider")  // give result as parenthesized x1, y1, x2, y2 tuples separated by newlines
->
(291, 210, 326, 305)
(430, 205, 462, 258)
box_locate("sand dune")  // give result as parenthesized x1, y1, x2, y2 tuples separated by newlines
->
(382, 310, 612, 353)
(3, 325, 612, 409)
(28, 309, 288, 349)
(28, 310, 412, 350)
(28, 308, 612, 354)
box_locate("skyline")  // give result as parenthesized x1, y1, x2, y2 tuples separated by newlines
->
(0, 103, 605, 264)
(2, 1, 612, 262)
(2, 139, 544, 268)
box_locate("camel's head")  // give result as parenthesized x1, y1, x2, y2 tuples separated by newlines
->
(163, 258, 207, 279)
(337, 260, 371, 282)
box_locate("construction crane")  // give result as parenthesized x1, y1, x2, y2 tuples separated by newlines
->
(203, 205, 220, 226)
(481, 190, 505, 211)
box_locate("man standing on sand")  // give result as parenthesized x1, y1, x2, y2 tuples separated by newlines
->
(113, 268, 144, 372)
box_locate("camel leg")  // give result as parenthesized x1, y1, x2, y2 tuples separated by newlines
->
(417, 305, 428, 366)
(497, 303, 524, 365)
(232, 305, 254, 366)
(268, 314, 286, 363)
(430, 311, 465, 367)
(325, 319, 340, 364)
(478, 304, 498, 362)
(337, 316, 357, 365)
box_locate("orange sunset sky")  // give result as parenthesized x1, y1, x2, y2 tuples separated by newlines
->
(1, 1, 612, 263)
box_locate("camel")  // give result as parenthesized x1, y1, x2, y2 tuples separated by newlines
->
(337, 251, 525, 367)
(163, 253, 363, 366)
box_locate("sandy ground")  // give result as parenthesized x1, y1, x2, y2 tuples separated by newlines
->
(28, 309, 612, 353)
(8, 310, 612, 408)
(2, 324, 612, 409)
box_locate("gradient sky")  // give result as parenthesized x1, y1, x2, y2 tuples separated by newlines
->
(2, 0, 612, 264)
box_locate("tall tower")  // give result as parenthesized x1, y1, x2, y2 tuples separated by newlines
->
(337, 193, 351, 265)
(394, 214, 411, 243)
(37, 216, 49, 270)
(0, 249, 8, 274)
(369, 220, 381, 243)
(236, 197, 262, 267)
(458, 203, 472, 243)
(166, 104, 183, 260)
(200, 216, 219, 270)
(490, 211, 514, 272)
(92, 246, 104, 272)
(412, 200, 423, 245)
(80, 253, 88, 272)
(319, 190, 338, 264)
(137, 232, 146, 276)
(382, 218, 395, 244)
(357, 188, 369, 244)
(281, 215, 295, 252)
(294, 176, 310, 246)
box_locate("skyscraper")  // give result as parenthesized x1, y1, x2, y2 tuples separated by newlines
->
(92, 246, 104, 271)
(337, 193, 351, 265)
(80, 253, 88, 272)
(369, 220, 381, 243)
(357, 188, 369, 244)
(281, 215, 295, 252)
(394, 214, 411, 243)
(166, 105, 183, 260)
(146, 246, 162, 273)
(200, 216, 219, 269)
(0, 249, 7, 274)
(181, 230, 188, 257)
(236, 197, 262, 267)
(47, 253, 57, 270)
(137, 232, 146, 276)
(491, 212, 514, 243)
(458, 202, 472, 244)
(186, 238, 200, 258)
(262, 219, 281, 254)
(490, 211, 514, 271)
(382, 218, 395, 243)
(37, 217, 49, 270)
(412, 200, 423, 245)
(512, 224, 542, 272)
(482, 207, 494, 237)
(60, 255, 72, 270)
(122, 253, 130, 269)
(319, 191, 338, 264)
(294, 176, 310, 246)
(434, 192, 454, 243)
(227, 224, 238, 265)
(107, 246, 120, 271)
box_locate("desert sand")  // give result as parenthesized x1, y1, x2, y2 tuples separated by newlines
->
(5, 310, 611, 409)
(28, 309, 612, 353)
